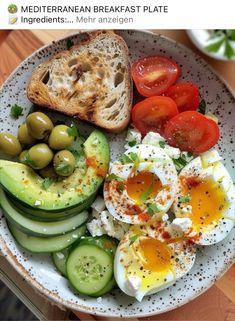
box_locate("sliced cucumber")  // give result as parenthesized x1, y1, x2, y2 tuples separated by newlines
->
(8, 222, 86, 253)
(79, 236, 118, 258)
(92, 277, 116, 297)
(67, 244, 113, 295)
(8, 194, 94, 221)
(52, 248, 70, 276)
(0, 189, 89, 237)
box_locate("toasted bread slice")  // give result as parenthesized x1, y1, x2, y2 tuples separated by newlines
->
(27, 30, 132, 133)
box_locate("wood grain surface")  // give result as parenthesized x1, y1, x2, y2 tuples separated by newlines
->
(0, 29, 234, 321)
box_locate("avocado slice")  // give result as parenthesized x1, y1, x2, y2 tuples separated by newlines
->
(0, 130, 109, 211)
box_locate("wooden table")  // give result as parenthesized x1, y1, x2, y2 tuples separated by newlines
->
(0, 30, 235, 321)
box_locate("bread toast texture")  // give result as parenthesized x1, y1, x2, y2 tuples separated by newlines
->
(27, 30, 132, 133)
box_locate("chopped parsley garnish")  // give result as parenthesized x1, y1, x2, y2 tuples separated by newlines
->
(179, 194, 191, 203)
(129, 235, 139, 245)
(117, 182, 125, 193)
(159, 141, 166, 148)
(198, 99, 206, 115)
(120, 152, 139, 164)
(106, 173, 124, 182)
(24, 153, 37, 168)
(69, 149, 84, 164)
(10, 104, 23, 119)
(66, 38, 74, 49)
(67, 123, 78, 139)
(139, 179, 154, 203)
(41, 177, 53, 190)
(147, 203, 161, 215)
(55, 163, 71, 174)
(173, 152, 194, 172)
(128, 140, 137, 147)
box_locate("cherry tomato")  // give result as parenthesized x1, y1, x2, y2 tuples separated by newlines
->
(164, 82, 200, 112)
(131, 96, 179, 136)
(132, 56, 181, 97)
(164, 111, 220, 154)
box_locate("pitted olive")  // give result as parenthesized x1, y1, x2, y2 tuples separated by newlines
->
(53, 150, 75, 176)
(28, 143, 53, 169)
(18, 123, 36, 145)
(26, 112, 54, 139)
(48, 125, 74, 150)
(0, 133, 22, 156)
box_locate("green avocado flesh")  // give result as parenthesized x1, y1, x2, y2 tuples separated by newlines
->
(0, 130, 109, 211)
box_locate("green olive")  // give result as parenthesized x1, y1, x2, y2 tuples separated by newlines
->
(18, 123, 36, 145)
(28, 143, 53, 169)
(53, 150, 75, 176)
(19, 150, 29, 164)
(39, 166, 57, 179)
(26, 112, 54, 140)
(48, 125, 74, 150)
(0, 133, 22, 156)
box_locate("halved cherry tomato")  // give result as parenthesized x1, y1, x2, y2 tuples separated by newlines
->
(164, 82, 199, 112)
(164, 111, 220, 154)
(132, 56, 181, 97)
(131, 96, 179, 136)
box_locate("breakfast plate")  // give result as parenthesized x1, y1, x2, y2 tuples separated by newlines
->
(0, 30, 235, 318)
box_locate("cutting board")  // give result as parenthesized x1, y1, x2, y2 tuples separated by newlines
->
(0, 30, 235, 321)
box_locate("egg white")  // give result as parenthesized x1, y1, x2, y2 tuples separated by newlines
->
(104, 144, 178, 224)
(114, 220, 196, 302)
(173, 150, 235, 245)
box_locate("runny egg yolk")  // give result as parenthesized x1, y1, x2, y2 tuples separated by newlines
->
(139, 238, 172, 273)
(126, 171, 162, 204)
(182, 177, 227, 230)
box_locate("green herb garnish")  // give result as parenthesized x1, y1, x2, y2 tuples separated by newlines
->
(106, 173, 124, 182)
(10, 104, 23, 119)
(117, 182, 125, 193)
(205, 30, 235, 59)
(139, 179, 154, 203)
(173, 152, 194, 172)
(41, 177, 53, 190)
(24, 153, 37, 168)
(179, 194, 191, 203)
(66, 38, 74, 49)
(120, 152, 139, 164)
(128, 140, 137, 147)
(173, 157, 188, 171)
(67, 124, 78, 139)
(55, 163, 71, 174)
(198, 99, 206, 115)
(129, 235, 139, 245)
(159, 141, 166, 148)
(147, 203, 161, 215)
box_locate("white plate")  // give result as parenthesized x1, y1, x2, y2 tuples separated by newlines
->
(0, 30, 235, 318)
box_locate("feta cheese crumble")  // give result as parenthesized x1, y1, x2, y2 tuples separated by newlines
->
(171, 217, 192, 234)
(87, 198, 130, 240)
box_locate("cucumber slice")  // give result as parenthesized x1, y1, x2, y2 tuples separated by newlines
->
(92, 277, 116, 297)
(8, 222, 87, 253)
(67, 244, 113, 295)
(79, 236, 118, 258)
(0, 189, 89, 237)
(52, 248, 70, 276)
(8, 194, 94, 221)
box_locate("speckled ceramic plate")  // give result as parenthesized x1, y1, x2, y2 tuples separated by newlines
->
(0, 30, 235, 318)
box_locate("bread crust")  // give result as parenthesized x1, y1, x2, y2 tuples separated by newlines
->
(27, 30, 133, 133)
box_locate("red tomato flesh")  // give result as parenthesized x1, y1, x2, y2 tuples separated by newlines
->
(164, 111, 220, 154)
(131, 96, 179, 136)
(132, 56, 181, 97)
(164, 82, 200, 112)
